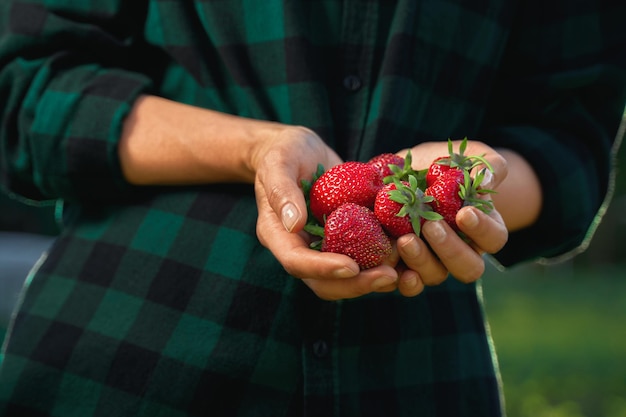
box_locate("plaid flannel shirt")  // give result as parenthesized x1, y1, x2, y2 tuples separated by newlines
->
(1, 0, 625, 416)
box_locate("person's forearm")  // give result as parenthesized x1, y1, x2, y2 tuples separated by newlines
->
(492, 149, 542, 232)
(118, 95, 283, 185)
(117, 98, 542, 233)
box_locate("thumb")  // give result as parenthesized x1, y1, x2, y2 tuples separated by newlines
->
(480, 152, 508, 190)
(257, 163, 309, 233)
(280, 200, 304, 233)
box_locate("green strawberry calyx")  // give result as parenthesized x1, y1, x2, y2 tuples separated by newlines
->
(300, 163, 325, 217)
(459, 168, 496, 214)
(384, 150, 428, 188)
(303, 223, 325, 251)
(388, 175, 443, 237)
(436, 138, 494, 174)
(301, 163, 326, 250)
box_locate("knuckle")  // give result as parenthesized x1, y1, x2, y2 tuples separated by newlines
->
(265, 183, 285, 208)
(351, 284, 371, 299)
(281, 259, 301, 279)
(423, 270, 448, 286)
(314, 288, 342, 301)
(480, 225, 509, 254)
(491, 234, 509, 254)
(255, 223, 267, 247)
(454, 261, 485, 283)
(314, 291, 334, 301)
(262, 146, 288, 167)
(399, 281, 424, 297)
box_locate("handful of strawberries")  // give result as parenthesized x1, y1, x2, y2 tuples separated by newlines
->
(301, 138, 495, 269)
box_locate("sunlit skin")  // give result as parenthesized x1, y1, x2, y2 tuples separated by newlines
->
(119, 95, 542, 300)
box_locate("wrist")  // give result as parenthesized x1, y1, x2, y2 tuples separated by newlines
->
(245, 124, 319, 178)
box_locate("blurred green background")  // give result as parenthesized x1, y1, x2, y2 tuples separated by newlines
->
(1, 121, 625, 416)
(483, 121, 626, 417)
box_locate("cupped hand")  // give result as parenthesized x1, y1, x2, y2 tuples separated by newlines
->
(395, 139, 509, 295)
(252, 126, 400, 300)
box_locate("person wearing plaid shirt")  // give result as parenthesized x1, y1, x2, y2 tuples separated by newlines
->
(0, 0, 625, 416)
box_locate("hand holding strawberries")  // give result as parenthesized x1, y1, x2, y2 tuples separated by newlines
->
(298, 138, 509, 297)
(118, 98, 516, 300)
(253, 126, 403, 300)
(395, 139, 509, 291)
(253, 128, 509, 300)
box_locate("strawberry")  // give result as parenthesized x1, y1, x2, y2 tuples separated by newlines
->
(369, 150, 429, 188)
(321, 202, 392, 269)
(367, 153, 406, 179)
(426, 156, 451, 187)
(426, 138, 492, 187)
(374, 176, 442, 238)
(309, 161, 383, 224)
(425, 169, 465, 231)
(425, 168, 495, 231)
(374, 182, 414, 237)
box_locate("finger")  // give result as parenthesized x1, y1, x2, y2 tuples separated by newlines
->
(456, 206, 508, 254)
(256, 175, 403, 300)
(260, 226, 361, 281)
(376, 253, 402, 295)
(303, 265, 399, 301)
(256, 159, 309, 233)
(422, 220, 485, 284)
(254, 128, 342, 234)
(255, 181, 360, 279)
(464, 143, 508, 190)
(397, 268, 425, 297)
(396, 234, 448, 286)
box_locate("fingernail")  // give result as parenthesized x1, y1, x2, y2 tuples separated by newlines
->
(481, 168, 494, 190)
(425, 221, 446, 244)
(334, 266, 359, 279)
(461, 208, 479, 229)
(400, 235, 420, 259)
(281, 202, 301, 232)
(371, 276, 397, 290)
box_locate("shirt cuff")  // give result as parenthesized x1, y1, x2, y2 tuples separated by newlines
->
(34, 70, 153, 203)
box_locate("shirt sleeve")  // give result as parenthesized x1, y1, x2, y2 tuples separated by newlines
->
(0, 0, 160, 203)
(481, 1, 626, 266)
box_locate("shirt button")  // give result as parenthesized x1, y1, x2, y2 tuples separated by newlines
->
(342, 74, 362, 92)
(312, 339, 329, 358)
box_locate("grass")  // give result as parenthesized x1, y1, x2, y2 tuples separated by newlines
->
(482, 261, 626, 417)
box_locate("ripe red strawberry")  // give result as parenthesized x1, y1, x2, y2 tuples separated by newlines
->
(368, 150, 428, 188)
(375, 182, 414, 237)
(374, 177, 442, 238)
(309, 161, 383, 224)
(426, 156, 452, 187)
(425, 169, 465, 231)
(425, 168, 495, 231)
(321, 203, 392, 269)
(426, 138, 492, 187)
(367, 153, 406, 178)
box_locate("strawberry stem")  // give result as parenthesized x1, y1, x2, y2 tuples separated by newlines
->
(459, 169, 495, 214)
(387, 175, 442, 236)
(383, 150, 427, 187)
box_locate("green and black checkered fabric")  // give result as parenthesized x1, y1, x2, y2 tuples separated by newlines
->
(1, 0, 625, 416)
